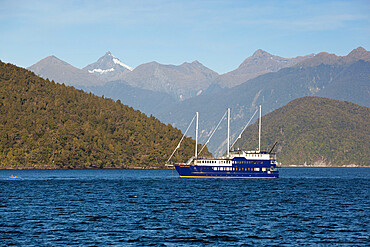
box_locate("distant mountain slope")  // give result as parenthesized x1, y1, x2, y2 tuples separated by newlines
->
(83, 51, 133, 82)
(28, 56, 103, 86)
(0, 61, 209, 169)
(121, 60, 219, 100)
(235, 97, 370, 166)
(315, 60, 370, 106)
(157, 47, 370, 155)
(78, 80, 176, 116)
(213, 49, 314, 88)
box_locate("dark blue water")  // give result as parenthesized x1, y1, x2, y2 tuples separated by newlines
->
(0, 168, 369, 246)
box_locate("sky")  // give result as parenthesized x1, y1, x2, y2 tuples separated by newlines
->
(0, 0, 369, 74)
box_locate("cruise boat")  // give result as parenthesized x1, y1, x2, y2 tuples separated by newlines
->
(167, 106, 279, 178)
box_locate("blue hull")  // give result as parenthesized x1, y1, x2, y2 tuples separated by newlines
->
(175, 164, 279, 179)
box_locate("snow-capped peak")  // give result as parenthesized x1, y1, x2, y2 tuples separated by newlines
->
(83, 51, 134, 80)
(112, 57, 133, 71)
(103, 51, 133, 71)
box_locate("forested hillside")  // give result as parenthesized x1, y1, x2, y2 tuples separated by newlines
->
(235, 97, 370, 166)
(0, 62, 210, 169)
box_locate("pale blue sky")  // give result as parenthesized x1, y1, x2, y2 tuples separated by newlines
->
(0, 0, 369, 73)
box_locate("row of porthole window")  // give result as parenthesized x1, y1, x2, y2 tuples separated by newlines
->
(249, 154, 263, 157)
(198, 160, 231, 164)
(212, 167, 259, 171)
(234, 161, 263, 165)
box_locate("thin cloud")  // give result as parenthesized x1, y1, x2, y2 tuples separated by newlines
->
(255, 14, 368, 31)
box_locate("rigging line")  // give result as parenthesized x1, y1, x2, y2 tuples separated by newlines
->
(166, 113, 197, 164)
(198, 110, 228, 156)
(230, 108, 259, 150)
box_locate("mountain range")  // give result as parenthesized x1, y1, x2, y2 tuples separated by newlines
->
(27, 49, 319, 101)
(156, 47, 370, 155)
(28, 52, 219, 101)
(27, 47, 369, 155)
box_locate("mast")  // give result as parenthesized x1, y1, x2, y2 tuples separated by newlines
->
(227, 108, 230, 157)
(258, 105, 261, 152)
(195, 112, 199, 158)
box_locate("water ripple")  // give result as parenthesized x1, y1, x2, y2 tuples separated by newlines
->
(0, 168, 369, 246)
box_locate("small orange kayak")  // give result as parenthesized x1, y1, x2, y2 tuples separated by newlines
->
(9, 175, 21, 179)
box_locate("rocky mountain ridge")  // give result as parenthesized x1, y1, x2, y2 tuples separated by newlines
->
(296, 47, 370, 67)
(212, 49, 315, 88)
(120, 60, 219, 100)
(28, 56, 103, 86)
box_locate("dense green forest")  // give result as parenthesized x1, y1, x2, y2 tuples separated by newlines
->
(0, 61, 210, 169)
(235, 97, 369, 166)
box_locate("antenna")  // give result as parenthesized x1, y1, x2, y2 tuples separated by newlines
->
(195, 112, 199, 158)
(227, 108, 230, 157)
(258, 105, 261, 152)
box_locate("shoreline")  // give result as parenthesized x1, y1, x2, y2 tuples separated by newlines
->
(1, 165, 369, 170)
